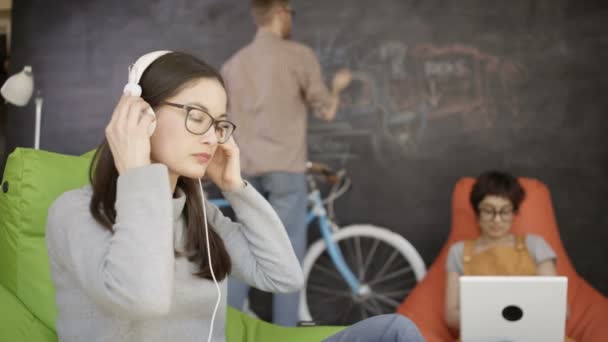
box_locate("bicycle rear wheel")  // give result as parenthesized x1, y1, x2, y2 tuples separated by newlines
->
(299, 224, 426, 325)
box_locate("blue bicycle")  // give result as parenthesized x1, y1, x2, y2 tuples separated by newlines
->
(209, 162, 426, 325)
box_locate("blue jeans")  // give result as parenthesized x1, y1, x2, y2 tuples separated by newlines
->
(227, 172, 308, 326)
(323, 314, 425, 342)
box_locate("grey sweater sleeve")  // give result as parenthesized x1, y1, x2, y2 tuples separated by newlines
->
(205, 183, 304, 293)
(446, 242, 465, 274)
(46, 164, 174, 319)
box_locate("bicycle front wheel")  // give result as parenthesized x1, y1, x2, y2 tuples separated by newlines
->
(299, 224, 426, 325)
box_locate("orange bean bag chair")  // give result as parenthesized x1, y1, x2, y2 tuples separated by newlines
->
(397, 177, 608, 342)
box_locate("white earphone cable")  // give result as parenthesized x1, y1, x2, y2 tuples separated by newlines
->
(198, 179, 221, 342)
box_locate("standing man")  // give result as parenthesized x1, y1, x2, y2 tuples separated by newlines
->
(221, 0, 352, 327)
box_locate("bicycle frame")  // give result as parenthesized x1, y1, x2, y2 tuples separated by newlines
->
(209, 176, 364, 295)
(306, 177, 363, 295)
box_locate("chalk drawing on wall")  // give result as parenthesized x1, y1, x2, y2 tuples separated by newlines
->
(308, 31, 527, 164)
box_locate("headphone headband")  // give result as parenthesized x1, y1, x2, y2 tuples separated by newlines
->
(124, 50, 172, 97)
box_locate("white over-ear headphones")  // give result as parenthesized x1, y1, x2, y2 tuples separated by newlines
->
(123, 50, 172, 135)
(123, 50, 172, 97)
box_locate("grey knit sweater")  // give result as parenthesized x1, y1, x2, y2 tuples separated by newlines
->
(46, 164, 303, 342)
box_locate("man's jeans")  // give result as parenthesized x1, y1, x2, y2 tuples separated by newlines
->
(323, 314, 425, 342)
(227, 172, 308, 326)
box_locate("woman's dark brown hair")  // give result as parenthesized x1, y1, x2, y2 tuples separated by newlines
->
(89, 52, 231, 280)
(470, 170, 526, 215)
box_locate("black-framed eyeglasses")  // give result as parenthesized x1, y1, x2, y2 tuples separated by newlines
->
(161, 101, 236, 144)
(478, 206, 514, 222)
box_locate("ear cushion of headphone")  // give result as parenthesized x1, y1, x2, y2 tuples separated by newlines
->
(123, 82, 142, 97)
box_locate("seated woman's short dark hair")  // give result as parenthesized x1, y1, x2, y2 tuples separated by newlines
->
(470, 170, 526, 215)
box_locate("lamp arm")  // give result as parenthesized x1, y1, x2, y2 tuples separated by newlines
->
(34, 95, 43, 150)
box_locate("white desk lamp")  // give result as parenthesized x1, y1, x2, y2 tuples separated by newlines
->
(1, 65, 43, 149)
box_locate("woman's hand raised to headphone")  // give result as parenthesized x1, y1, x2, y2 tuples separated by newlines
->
(206, 137, 245, 192)
(105, 94, 156, 174)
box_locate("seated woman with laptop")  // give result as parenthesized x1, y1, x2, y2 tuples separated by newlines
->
(444, 170, 573, 341)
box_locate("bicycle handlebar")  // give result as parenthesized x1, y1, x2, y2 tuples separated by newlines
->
(306, 161, 340, 185)
(306, 161, 351, 206)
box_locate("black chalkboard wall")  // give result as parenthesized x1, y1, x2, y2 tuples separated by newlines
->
(5, 0, 608, 296)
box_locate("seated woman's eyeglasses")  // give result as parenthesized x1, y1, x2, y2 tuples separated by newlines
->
(162, 101, 236, 144)
(478, 206, 514, 222)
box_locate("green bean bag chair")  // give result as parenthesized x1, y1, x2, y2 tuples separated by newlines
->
(0, 148, 344, 342)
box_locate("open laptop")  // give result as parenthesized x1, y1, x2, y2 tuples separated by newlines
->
(460, 276, 568, 342)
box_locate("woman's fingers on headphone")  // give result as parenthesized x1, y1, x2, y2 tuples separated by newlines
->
(224, 136, 237, 146)
(136, 103, 156, 136)
(107, 95, 154, 138)
(126, 99, 155, 134)
(125, 99, 142, 131)
(115, 96, 139, 134)
(107, 95, 133, 137)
